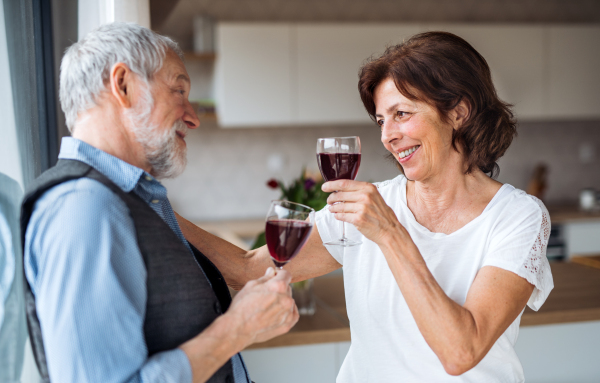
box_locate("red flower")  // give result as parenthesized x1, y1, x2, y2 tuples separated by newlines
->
(266, 179, 279, 189)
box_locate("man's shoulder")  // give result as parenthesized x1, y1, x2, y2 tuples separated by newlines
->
(30, 177, 130, 228)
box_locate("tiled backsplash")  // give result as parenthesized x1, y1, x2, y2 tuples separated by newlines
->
(163, 120, 600, 221)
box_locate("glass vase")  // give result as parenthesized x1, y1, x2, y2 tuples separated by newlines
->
(291, 278, 316, 315)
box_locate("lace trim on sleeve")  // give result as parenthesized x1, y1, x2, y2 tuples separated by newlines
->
(517, 195, 554, 311)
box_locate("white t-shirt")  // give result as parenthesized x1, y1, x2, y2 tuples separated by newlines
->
(316, 175, 554, 383)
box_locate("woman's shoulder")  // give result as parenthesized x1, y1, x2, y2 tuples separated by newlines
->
(493, 185, 550, 230)
(502, 185, 548, 215)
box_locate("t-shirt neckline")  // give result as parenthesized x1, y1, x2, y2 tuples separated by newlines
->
(398, 176, 513, 238)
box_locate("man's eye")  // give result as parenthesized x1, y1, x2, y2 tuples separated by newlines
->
(377, 119, 384, 126)
(397, 111, 408, 117)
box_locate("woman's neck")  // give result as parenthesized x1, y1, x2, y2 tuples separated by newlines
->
(406, 167, 501, 234)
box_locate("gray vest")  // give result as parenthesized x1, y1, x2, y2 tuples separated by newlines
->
(21, 159, 235, 383)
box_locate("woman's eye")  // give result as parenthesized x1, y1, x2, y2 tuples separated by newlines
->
(377, 119, 384, 127)
(397, 111, 408, 118)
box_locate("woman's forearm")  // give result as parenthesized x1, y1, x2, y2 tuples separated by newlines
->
(378, 229, 500, 375)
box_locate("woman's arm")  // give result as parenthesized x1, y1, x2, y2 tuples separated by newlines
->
(324, 180, 534, 376)
(175, 213, 341, 289)
(381, 232, 532, 375)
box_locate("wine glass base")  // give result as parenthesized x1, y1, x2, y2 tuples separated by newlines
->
(323, 238, 362, 247)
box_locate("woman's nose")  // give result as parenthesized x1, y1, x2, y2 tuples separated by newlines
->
(381, 122, 400, 144)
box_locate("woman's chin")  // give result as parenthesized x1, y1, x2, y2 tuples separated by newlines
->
(401, 166, 425, 182)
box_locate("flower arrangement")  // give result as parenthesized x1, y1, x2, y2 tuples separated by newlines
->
(251, 167, 329, 249)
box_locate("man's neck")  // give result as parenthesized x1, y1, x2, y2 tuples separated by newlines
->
(72, 107, 151, 174)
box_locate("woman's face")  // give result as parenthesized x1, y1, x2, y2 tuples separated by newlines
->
(374, 78, 460, 182)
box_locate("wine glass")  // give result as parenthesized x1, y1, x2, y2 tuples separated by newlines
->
(265, 200, 315, 270)
(316, 136, 362, 247)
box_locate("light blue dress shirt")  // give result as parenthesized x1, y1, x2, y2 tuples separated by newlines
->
(0, 173, 27, 383)
(24, 137, 249, 383)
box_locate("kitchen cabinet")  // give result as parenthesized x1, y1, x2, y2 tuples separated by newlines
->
(546, 26, 600, 119)
(424, 24, 546, 120)
(296, 24, 422, 125)
(564, 220, 600, 257)
(215, 23, 600, 127)
(215, 24, 294, 126)
(239, 264, 600, 383)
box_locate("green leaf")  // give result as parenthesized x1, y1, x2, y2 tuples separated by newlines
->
(251, 231, 266, 250)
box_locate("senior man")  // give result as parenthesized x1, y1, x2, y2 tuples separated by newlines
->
(21, 23, 298, 383)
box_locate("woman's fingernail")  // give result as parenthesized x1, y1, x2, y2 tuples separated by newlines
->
(265, 267, 275, 276)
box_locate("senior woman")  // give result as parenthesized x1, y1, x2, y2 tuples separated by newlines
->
(177, 31, 553, 382)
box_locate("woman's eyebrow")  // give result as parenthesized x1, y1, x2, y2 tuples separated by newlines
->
(376, 102, 402, 117)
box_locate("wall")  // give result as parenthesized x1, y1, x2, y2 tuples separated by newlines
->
(163, 120, 600, 222)
(497, 120, 600, 202)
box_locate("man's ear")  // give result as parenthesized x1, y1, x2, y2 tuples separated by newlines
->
(452, 99, 471, 130)
(109, 62, 133, 109)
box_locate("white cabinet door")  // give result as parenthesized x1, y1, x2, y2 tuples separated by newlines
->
(242, 343, 338, 383)
(425, 25, 545, 120)
(296, 24, 423, 125)
(564, 220, 600, 257)
(215, 23, 293, 127)
(546, 26, 600, 119)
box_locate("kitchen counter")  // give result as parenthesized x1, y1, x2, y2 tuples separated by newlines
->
(195, 204, 600, 250)
(246, 261, 600, 350)
(546, 204, 600, 224)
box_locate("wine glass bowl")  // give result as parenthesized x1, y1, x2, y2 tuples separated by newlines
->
(265, 201, 315, 269)
(316, 136, 362, 247)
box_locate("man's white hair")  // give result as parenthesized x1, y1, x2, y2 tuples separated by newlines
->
(59, 22, 183, 131)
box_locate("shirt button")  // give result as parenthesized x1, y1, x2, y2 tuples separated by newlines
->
(151, 199, 159, 204)
(145, 175, 152, 181)
(213, 301, 221, 314)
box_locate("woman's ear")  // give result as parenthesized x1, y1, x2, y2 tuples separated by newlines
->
(452, 99, 471, 130)
(109, 62, 133, 109)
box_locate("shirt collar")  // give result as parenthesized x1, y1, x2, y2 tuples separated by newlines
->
(57, 137, 150, 193)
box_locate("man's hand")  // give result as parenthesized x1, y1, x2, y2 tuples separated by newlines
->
(180, 267, 298, 383)
(226, 267, 299, 347)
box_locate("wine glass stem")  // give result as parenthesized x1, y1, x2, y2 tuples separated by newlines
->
(340, 220, 347, 241)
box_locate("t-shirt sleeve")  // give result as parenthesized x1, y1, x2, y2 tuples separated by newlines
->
(482, 195, 554, 311)
(315, 205, 345, 265)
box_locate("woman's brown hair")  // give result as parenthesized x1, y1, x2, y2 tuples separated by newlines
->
(358, 31, 516, 178)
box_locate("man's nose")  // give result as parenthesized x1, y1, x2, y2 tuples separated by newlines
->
(183, 101, 201, 129)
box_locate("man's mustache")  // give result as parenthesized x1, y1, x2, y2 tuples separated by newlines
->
(173, 119, 189, 138)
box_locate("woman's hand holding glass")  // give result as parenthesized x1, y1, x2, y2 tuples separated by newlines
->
(322, 180, 407, 245)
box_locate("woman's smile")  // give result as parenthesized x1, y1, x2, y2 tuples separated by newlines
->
(397, 145, 420, 162)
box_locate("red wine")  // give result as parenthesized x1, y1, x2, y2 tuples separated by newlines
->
(317, 153, 361, 181)
(266, 219, 313, 268)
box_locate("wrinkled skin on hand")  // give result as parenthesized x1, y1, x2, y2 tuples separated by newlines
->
(322, 179, 407, 245)
(226, 267, 299, 346)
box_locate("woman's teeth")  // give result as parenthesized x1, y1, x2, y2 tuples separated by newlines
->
(398, 145, 420, 159)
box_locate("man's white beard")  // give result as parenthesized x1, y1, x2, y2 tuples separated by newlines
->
(127, 85, 188, 179)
